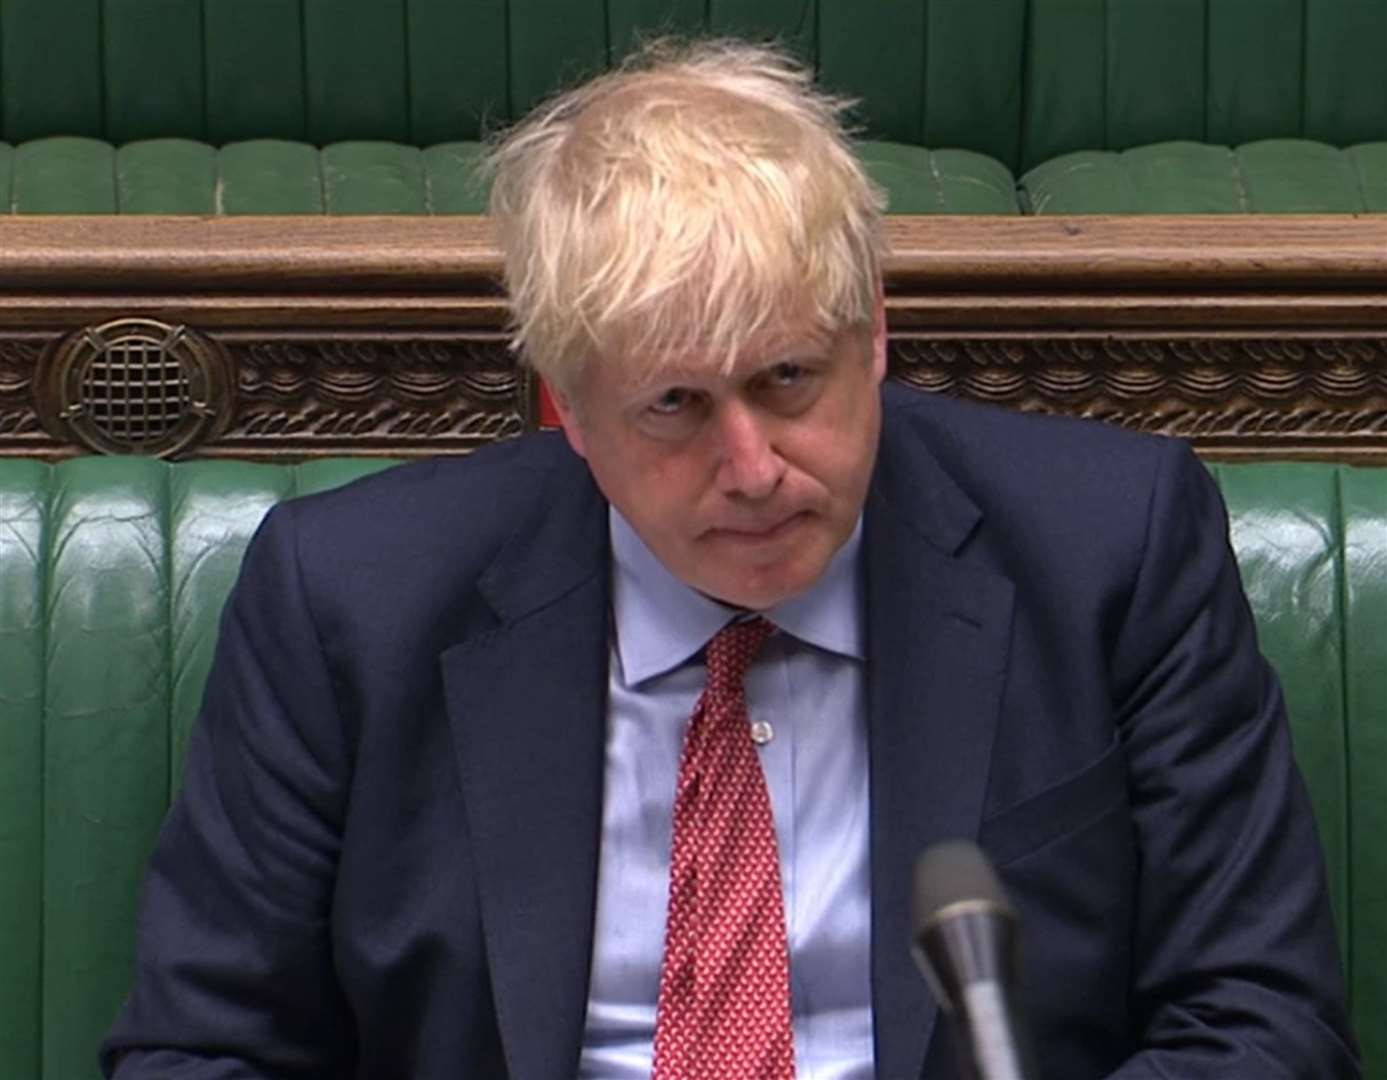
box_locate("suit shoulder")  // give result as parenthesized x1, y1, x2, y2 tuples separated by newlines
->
(879, 382, 1197, 519)
(882, 381, 1172, 476)
(878, 383, 1207, 563)
(247, 432, 592, 597)
(282, 431, 576, 538)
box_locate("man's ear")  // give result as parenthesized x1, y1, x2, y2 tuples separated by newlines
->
(871, 283, 887, 383)
(546, 380, 588, 459)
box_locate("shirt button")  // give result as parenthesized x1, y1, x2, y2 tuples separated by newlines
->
(750, 720, 774, 745)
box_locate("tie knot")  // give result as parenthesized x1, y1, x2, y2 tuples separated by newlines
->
(704, 616, 774, 695)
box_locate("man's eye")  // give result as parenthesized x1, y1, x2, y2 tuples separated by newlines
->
(761, 362, 820, 398)
(648, 388, 693, 416)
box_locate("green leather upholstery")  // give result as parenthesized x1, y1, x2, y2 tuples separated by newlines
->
(1, 0, 1383, 215)
(0, 136, 1026, 216)
(1023, 139, 1387, 214)
(4, 0, 1382, 167)
(4, 134, 1382, 216)
(1, 454, 1384, 1076)
(1210, 462, 1387, 1064)
(0, 457, 396, 1080)
(0, 137, 496, 215)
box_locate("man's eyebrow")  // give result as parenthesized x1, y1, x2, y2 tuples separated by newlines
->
(624, 341, 831, 392)
(750, 347, 831, 371)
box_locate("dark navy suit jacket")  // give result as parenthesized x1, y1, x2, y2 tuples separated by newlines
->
(104, 384, 1358, 1077)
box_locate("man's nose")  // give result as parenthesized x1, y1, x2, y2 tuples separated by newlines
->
(714, 403, 785, 499)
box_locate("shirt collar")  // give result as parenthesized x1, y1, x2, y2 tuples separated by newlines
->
(610, 507, 865, 686)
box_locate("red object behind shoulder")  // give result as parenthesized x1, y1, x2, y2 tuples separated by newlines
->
(537, 379, 562, 429)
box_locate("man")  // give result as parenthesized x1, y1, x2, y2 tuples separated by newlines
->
(103, 40, 1357, 1078)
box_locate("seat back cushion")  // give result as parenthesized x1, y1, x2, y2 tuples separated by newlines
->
(2, 0, 1383, 171)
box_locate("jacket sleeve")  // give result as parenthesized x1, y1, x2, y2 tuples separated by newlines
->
(1103, 442, 1359, 1078)
(101, 502, 353, 1078)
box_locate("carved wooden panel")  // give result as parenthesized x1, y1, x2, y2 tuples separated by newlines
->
(2, 215, 1385, 461)
(10, 331, 532, 459)
(0, 337, 48, 452)
(216, 336, 530, 456)
(9, 325, 1387, 461)
(890, 334, 1387, 459)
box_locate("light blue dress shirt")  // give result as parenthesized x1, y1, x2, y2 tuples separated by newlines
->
(579, 509, 874, 1078)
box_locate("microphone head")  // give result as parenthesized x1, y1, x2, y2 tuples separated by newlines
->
(912, 840, 1013, 939)
(911, 841, 1037, 1080)
(911, 840, 1020, 1014)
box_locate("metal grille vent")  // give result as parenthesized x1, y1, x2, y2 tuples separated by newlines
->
(80, 333, 190, 445)
(40, 319, 233, 457)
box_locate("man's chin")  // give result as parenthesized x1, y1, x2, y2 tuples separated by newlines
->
(695, 560, 821, 612)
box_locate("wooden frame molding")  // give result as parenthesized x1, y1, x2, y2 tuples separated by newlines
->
(2, 214, 1385, 461)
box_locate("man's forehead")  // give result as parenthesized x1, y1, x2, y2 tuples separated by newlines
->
(601, 322, 841, 391)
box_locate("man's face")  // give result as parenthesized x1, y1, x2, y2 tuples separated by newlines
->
(552, 307, 887, 610)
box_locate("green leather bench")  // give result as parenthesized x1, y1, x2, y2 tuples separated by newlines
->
(1, 453, 1384, 1078)
(0, 0, 1383, 215)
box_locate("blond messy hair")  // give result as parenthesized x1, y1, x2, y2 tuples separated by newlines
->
(485, 38, 886, 393)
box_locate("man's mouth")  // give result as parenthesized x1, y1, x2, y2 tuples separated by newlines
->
(707, 512, 807, 541)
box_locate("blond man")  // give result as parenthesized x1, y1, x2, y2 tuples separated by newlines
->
(105, 41, 1355, 1079)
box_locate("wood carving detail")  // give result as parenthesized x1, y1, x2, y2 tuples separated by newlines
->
(223, 339, 528, 447)
(5, 330, 1387, 458)
(0, 339, 44, 438)
(889, 337, 1387, 444)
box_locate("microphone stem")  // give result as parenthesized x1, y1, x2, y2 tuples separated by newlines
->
(960, 980, 1030, 1080)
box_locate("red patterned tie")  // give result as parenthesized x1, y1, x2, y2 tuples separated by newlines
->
(652, 617, 796, 1080)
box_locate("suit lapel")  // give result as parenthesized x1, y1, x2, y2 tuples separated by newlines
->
(864, 423, 1016, 1079)
(440, 452, 610, 1080)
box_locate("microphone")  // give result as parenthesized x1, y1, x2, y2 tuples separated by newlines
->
(911, 840, 1037, 1080)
